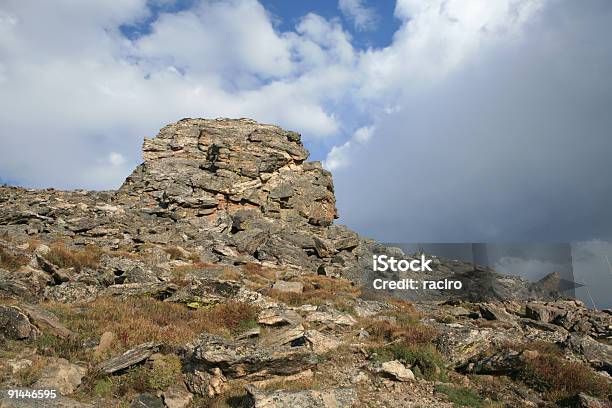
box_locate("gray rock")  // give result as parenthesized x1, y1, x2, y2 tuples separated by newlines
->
(0, 305, 36, 340)
(162, 384, 194, 408)
(564, 334, 612, 374)
(20, 303, 73, 339)
(96, 342, 160, 374)
(379, 360, 415, 382)
(257, 307, 302, 326)
(129, 393, 165, 408)
(271, 280, 304, 294)
(247, 386, 358, 408)
(184, 333, 317, 379)
(32, 357, 86, 396)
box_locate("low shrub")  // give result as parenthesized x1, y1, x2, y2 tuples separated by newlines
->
(434, 384, 486, 407)
(518, 353, 611, 401)
(44, 242, 102, 272)
(373, 343, 446, 381)
(44, 297, 260, 354)
(0, 247, 28, 271)
(364, 317, 437, 346)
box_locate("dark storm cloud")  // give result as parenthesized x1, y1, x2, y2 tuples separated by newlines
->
(332, 1, 612, 243)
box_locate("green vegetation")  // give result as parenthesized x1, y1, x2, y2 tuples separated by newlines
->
(434, 384, 486, 407)
(373, 343, 447, 381)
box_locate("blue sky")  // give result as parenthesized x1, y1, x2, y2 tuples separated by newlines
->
(1, 0, 612, 245)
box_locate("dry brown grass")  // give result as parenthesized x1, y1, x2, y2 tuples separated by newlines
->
(268, 275, 361, 308)
(44, 242, 102, 272)
(16, 356, 47, 386)
(0, 247, 28, 271)
(363, 317, 437, 346)
(518, 353, 612, 401)
(45, 297, 260, 355)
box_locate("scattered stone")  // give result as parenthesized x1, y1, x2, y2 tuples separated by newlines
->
(564, 334, 612, 374)
(357, 328, 370, 339)
(0, 305, 36, 340)
(93, 331, 115, 358)
(185, 333, 316, 379)
(379, 360, 415, 382)
(96, 342, 160, 374)
(162, 384, 194, 408)
(257, 307, 302, 326)
(129, 393, 165, 408)
(33, 244, 51, 257)
(306, 308, 357, 326)
(3, 358, 33, 374)
(185, 368, 227, 398)
(479, 303, 514, 321)
(303, 330, 341, 354)
(258, 325, 305, 348)
(250, 369, 314, 389)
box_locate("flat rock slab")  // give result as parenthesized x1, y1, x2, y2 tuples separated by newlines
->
(248, 386, 358, 408)
(33, 357, 86, 396)
(257, 308, 302, 326)
(21, 303, 73, 339)
(186, 333, 317, 379)
(130, 393, 165, 408)
(96, 342, 160, 374)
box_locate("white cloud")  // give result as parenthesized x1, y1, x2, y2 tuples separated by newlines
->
(108, 152, 127, 167)
(324, 125, 374, 170)
(338, 0, 379, 31)
(0, 0, 357, 189)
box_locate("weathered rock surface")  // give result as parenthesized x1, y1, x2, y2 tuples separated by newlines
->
(0, 306, 37, 340)
(184, 333, 317, 379)
(247, 385, 358, 408)
(96, 342, 161, 374)
(129, 393, 165, 408)
(32, 357, 86, 395)
(379, 360, 415, 382)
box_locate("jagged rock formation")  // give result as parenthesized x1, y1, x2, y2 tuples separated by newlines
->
(0, 118, 572, 303)
(1, 119, 370, 285)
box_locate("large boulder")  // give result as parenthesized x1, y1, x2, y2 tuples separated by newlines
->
(0, 305, 37, 340)
(184, 332, 317, 379)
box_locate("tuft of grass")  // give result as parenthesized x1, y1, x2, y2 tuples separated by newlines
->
(268, 275, 361, 307)
(44, 242, 102, 272)
(43, 297, 260, 355)
(363, 317, 437, 346)
(517, 353, 611, 401)
(17, 356, 46, 387)
(434, 384, 487, 407)
(0, 247, 28, 271)
(32, 332, 86, 361)
(147, 354, 182, 390)
(373, 343, 447, 381)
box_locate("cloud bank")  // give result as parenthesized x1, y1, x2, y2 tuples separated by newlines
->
(1, 0, 611, 243)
